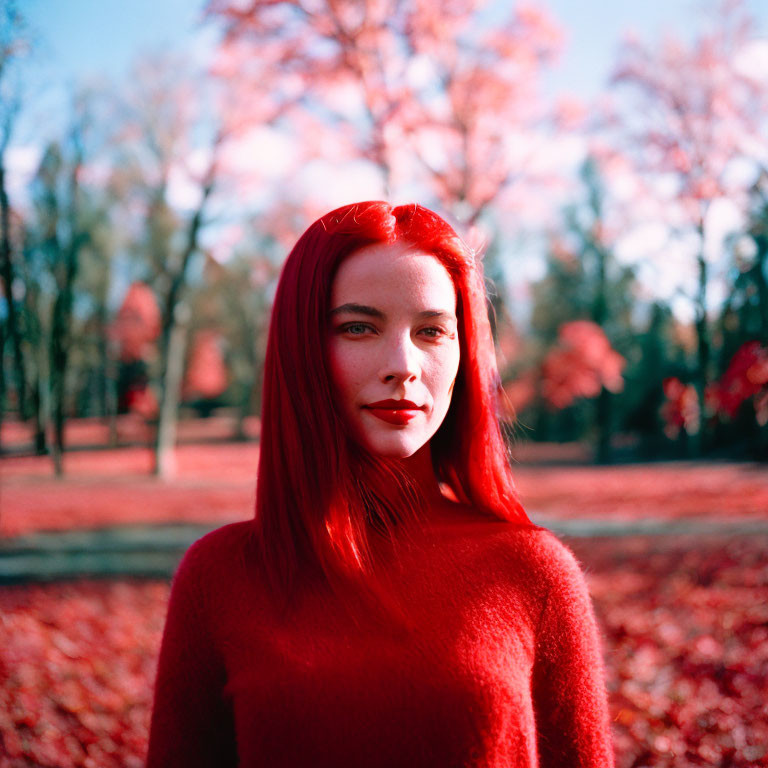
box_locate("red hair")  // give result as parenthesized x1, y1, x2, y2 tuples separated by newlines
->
(255, 201, 531, 598)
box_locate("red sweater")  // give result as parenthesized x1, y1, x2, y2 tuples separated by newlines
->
(147, 517, 614, 767)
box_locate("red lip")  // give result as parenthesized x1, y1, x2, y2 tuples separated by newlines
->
(363, 399, 424, 426)
(364, 399, 423, 410)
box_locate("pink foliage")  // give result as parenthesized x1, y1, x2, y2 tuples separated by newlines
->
(612, 0, 764, 222)
(111, 283, 161, 363)
(183, 330, 229, 401)
(660, 378, 700, 439)
(541, 321, 625, 409)
(207, 0, 565, 221)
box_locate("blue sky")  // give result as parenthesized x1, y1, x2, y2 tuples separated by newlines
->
(10, 0, 768, 320)
(21, 0, 768, 93)
(13, 0, 768, 148)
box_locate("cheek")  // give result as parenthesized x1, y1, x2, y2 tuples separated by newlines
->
(429, 343, 461, 398)
(327, 341, 362, 400)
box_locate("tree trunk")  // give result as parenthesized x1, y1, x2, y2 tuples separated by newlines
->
(32, 371, 48, 455)
(592, 239, 612, 463)
(154, 303, 189, 478)
(49, 268, 76, 476)
(595, 387, 611, 464)
(693, 247, 710, 456)
(754, 233, 768, 342)
(106, 362, 119, 448)
(49, 195, 83, 474)
(152, 168, 216, 476)
(0, 323, 5, 452)
(0, 154, 28, 419)
(98, 304, 120, 447)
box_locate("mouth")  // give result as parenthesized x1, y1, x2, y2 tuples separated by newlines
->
(363, 399, 424, 426)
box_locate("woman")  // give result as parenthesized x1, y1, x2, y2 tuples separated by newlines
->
(147, 201, 614, 767)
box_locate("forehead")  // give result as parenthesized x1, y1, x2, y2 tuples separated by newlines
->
(330, 242, 456, 310)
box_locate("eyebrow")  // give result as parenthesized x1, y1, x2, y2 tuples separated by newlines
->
(329, 303, 384, 319)
(329, 303, 456, 322)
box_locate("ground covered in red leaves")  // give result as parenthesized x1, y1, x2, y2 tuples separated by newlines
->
(573, 535, 768, 768)
(2, 426, 767, 766)
(1, 534, 766, 768)
(2, 441, 767, 536)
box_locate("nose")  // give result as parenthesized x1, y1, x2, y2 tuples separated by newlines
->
(379, 332, 420, 384)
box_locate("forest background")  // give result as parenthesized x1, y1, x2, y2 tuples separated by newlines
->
(1, 0, 767, 467)
(1, 1, 767, 767)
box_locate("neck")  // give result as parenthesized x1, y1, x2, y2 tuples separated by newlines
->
(396, 443, 447, 510)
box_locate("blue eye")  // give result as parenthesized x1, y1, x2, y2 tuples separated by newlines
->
(341, 322, 373, 335)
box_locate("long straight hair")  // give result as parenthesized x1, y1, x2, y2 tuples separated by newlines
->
(254, 201, 531, 599)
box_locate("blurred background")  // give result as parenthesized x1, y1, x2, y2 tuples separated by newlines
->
(0, 0, 766, 766)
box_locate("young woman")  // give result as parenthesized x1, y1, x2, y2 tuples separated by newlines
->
(147, 201, 615, 767)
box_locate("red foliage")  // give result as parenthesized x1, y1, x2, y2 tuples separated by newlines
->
(515, 462, 768, 522)
(183, 330, 228, 401)
(0, 581, 167, 768)
(0, 442, 258, 537)
(1, 535, 766, 767)
(660, 378, 700, 439)
(123, 386, 158, 419)
(707, 341, 768, 426)
(574, 535, 768, 768)
(111, 284, 161, 363)
(500, 371, 537, 418)
(541, 321, 625, 409)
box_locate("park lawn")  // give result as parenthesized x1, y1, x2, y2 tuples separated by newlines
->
(2, 431, 765, 765)
(0, 534, 766, 768)
(2, 441, 767, 536)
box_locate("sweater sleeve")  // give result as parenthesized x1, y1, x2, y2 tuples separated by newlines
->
(530, 534, 615, 768)
(146, 539, 238, 768)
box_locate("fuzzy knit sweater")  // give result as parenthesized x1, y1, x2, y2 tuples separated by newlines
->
(146, 516, 615, 768)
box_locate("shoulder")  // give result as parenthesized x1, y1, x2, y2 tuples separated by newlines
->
(509, 527, 599, 643)
(172, 520, 256, 594)
(469, 522, 592, 614)
(513, 526, 587, 586)
(424, 510, 589, 603)
(476, 522, 586, 584)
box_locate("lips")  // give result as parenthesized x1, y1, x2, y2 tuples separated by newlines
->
(363, 399, 424, 426)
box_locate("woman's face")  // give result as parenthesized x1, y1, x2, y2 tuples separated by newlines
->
(327, 241, 461, 459)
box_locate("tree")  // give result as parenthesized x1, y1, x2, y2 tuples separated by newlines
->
(208, 0, 564, 222)
(523, 156, 637, 457)
(28, 93, 96, 474)
(183, 329, 228, 407)
(540, 321, 625, 410)
(611, 0, 767, 447)
(185, 242, 277, 438)
(209, 0, 569, 446)
(726, 172, 768, 345)
(0, 0, 29, 428)
(111, 281, 161, 420)
(111, 54, 229, 477)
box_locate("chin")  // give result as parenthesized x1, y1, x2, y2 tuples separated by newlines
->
(360, 433, 427, 459)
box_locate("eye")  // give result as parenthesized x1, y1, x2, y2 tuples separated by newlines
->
(339, 322, 375, 336)
(418, 326, 449, 340)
